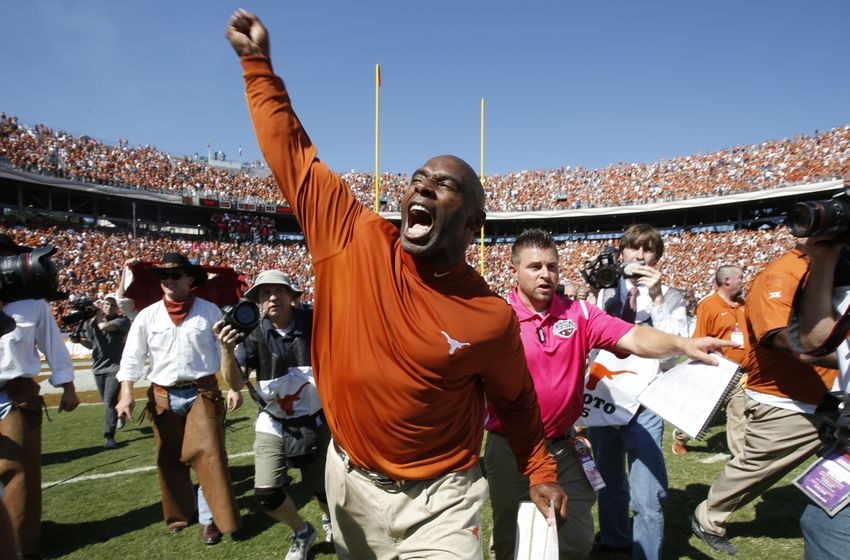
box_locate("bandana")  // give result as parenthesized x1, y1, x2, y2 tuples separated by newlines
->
(163, 294, 195, 326)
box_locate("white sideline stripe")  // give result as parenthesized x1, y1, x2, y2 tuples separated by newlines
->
(42, 451, 254, 488)
(699, 452, 732, 464)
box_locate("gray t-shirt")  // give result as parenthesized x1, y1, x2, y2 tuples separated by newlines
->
(83, 315, 131, 375)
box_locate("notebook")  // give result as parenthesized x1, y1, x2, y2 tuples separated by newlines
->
(514, 501, 559, 560)
(637, 354, 743, 439)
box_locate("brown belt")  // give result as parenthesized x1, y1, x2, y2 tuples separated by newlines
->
(332, 440, 407, 489)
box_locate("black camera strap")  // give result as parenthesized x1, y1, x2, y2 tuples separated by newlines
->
(228, 358, 268, 412)
(787, 278, 850, 357)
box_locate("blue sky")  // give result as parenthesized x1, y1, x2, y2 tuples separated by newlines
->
(2, 1, 848, 175)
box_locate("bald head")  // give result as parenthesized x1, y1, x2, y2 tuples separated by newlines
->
(422, 155, 485, 212)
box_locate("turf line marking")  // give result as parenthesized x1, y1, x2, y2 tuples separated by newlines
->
(42, 451, 254, 488)
(699, 452, 732, 464)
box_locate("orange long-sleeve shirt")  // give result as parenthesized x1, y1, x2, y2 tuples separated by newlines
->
(241, 55, 556, 485)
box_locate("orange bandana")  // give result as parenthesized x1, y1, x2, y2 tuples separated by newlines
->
(163, 294, 195, 326)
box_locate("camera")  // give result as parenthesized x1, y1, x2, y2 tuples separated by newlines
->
(0, 246, 66, 303)
(221, 298, 261, 338)
(580, 247, 644, 289)
(61, 299, 97, 327)
(786, 188, 850, 238)
(814, 391, 850, 453)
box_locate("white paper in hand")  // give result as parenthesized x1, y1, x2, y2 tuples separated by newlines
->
(514, 501, 558, 560)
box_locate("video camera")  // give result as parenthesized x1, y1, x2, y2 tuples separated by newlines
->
(580, 246, 644, 289)
(0, 246, 66, 303)
(786, 188, 850, 238)
(61, 298, 97, 327)
(814, 391, 850, 453)
(221, 298, 260, 340)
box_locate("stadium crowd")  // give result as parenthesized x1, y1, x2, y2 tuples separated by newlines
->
(2, 113, 849, 212)
(0, 220, 795, 328)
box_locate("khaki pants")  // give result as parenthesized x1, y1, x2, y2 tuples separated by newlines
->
(0, 378, 42, 557)
(695, 397, 821, 537)
(724, 381, 748, 458)
(484, 432, 595, 560)
(325, 441, 488, 559)
(147, 383, 241, 533)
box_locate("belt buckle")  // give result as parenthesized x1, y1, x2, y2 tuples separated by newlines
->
(366, 471, 401, 488)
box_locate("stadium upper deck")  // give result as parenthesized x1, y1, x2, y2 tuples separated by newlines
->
(2, 113, 848, 214)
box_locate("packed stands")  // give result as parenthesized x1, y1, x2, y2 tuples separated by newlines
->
(0, 221, 796, 327)
(2, 113, 848, 212)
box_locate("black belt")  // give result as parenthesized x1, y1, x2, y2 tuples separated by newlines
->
(491, 428, 575, 447)
(546, 432, 572, 446)
(333, 440, 407, 489)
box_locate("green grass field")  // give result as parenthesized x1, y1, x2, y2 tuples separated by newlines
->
(36, 396, 810, 559)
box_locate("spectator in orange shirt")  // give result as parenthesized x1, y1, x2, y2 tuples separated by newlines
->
(672, 265, 748, 456)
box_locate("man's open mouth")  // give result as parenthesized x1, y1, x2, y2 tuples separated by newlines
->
(405, 203, 434, 240)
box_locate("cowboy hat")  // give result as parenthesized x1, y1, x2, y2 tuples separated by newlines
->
(152, 252, 208, 287)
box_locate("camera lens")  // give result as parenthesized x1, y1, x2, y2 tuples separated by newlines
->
(595, 267, 620, 289)
(786, 199, 850, 237)
(0, 246, 64, 303)
(222, 299, 260, 334)
(233, 300, 260, 327)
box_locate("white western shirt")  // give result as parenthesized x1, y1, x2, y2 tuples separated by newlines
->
(116, 297, 222, 386)
(0, 299, 74, 386)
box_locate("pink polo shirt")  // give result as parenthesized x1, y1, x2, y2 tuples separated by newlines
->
(485, 290, 634, 438)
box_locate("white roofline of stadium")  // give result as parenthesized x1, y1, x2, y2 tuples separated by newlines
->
(383, 178, 844, 221)
(1, 166, 843, 218)
(0, 167, 183, 203)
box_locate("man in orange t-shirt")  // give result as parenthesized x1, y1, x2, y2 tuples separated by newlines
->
(672, 265, 748, 456)
(226, 10, 566, 559)
(690, 245, 838, 556)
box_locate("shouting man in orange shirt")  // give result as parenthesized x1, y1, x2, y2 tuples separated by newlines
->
(226, 9, 567, 559)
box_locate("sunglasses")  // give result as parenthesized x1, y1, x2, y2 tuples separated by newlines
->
(155, 270, 187, 281)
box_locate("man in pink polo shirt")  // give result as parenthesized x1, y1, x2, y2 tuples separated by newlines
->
(484, 229, 734, 560)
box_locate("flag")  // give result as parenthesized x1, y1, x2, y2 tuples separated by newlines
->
(123, 261, 246, 310)
(377, 64, 381, 87)
(238, 145, 243, 157)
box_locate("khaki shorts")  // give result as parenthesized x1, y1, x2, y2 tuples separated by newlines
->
(253, 424, 330, 497)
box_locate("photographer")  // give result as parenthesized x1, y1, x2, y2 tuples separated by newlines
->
(587, 224, 689, 560)
(218, 270, 332, 560)
(792, 236, 850, 560)
(690, 239, 838, 556)
(0, 233, 79, 558)
(75, 294, 131, 449)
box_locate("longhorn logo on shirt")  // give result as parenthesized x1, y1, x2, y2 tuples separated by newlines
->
(441, 331, 470, 355)
(277, 382, 310, 416)
(586, 362, 637, 391)
(552, 319, 577, 339)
